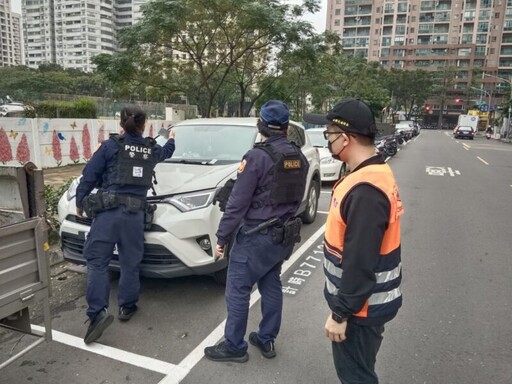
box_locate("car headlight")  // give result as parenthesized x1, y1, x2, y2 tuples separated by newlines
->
(66, 178, 80, 201)
(162, 189, 217, 212)
(320, 156, 336, 164)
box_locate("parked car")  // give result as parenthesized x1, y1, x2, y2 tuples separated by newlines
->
(454, 125, 475, 140)
(58, 118, 321, 284)
(0, 102, 28, 117)
(305, 128, 345, 182)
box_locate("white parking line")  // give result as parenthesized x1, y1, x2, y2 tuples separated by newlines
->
(171, 224, 327, 383)
(477, 156, 489, 165)
(32, 225, 328, 384)
(31, 325, 187, 382)
(462, 143, 471, 150)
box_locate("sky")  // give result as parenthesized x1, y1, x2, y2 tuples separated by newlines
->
(11, 0, 21, 13)
(10, 0, 326, 31)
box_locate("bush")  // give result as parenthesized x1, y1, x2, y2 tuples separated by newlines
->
(44, 178, 73, 245)
(25, 97, 97, 118)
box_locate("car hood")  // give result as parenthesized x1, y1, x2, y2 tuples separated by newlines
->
(152, 162, 238, 195)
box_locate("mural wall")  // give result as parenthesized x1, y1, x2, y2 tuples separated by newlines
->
(0, 118, 171, 169)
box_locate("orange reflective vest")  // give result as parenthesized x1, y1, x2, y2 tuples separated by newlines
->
(324, 163, 403, 320)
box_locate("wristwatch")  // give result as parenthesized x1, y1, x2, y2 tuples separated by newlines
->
(331, 312, 349, 324)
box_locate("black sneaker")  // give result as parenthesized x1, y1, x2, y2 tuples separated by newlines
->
(84, 309, 114, 344)
(118, 305, 138, 321)
(249, 332, 276, 359)
(204, 341, 249, 363)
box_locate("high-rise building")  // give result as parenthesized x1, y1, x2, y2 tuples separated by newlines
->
(22, 0, 147, 72)
(325, 0, 512, 99)
(0, 0, 23, 66)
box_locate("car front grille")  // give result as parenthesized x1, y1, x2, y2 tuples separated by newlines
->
(65, 214, 166, 232)
(67, 214, 93, 226)
(61, 232, 183, 266)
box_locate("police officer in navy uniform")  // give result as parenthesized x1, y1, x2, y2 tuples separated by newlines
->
(204, 100, 309, 363)
(76, 105, 175, 344)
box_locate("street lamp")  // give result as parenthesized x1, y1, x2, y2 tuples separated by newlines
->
(469, 86, 492, 106)
(483, 73, 512, 137)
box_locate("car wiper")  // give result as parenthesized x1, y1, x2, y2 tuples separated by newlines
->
(165, 159, 217, 165)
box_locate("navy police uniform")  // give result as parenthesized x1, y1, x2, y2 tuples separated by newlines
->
(76, 132, 175, 321)
(213, 101, 309, 358)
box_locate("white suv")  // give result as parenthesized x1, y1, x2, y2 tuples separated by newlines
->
(58, 117, 321, 284)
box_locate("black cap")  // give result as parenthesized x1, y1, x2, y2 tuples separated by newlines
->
(303, 98, 377, 138)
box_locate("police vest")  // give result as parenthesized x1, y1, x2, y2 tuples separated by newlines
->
(103, 135, 156, 188)
(324, 163, 403, 320)
(250, 142, 308, 209)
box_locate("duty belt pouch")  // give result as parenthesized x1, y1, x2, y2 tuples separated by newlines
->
(282, 217, 302, 247)
(101, 191, 118, 210)
(124, 196, 144, 213)
(82, 192, 105, 218)
(271, 225, 284, 245)
(144, 204, 157, 230)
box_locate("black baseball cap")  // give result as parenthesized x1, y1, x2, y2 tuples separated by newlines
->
(303, 98, 377, 138)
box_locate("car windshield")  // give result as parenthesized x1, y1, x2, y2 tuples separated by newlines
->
(161, 124, 257, 165)
(307, 130, 328, 148)
(458, 126, 472, 132)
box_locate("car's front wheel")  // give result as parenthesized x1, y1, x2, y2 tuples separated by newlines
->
(301, 179, 320, 224)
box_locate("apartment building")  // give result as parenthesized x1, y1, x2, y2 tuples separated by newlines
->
(0, 0, 23, 66)
(326, 0, 512, 106)
(23, 0, 147, 72)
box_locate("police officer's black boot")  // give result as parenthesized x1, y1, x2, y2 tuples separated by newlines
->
(118, 305, 138, 321)
(249, 332, 276, 359)
(204, 341, 249, 363)
(84, 309, 114, 344)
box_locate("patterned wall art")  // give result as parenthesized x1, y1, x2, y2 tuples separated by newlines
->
(0, 118, 171, 169)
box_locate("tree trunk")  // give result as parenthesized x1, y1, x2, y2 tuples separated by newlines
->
(239, 84, 246, 117)
(437, 101, 444, 129)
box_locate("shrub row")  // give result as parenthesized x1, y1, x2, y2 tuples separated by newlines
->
(25, 97, 97, 118)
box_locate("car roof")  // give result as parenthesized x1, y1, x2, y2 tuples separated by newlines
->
(306, 128, 325, 132)
(174, 117, 304, 128)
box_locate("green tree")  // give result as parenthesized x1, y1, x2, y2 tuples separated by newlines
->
(93, 0, 319, 117)
(430, 66, 458, 128)
(382, 68, 433, 120)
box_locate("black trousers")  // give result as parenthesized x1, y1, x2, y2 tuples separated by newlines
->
(331, 322, 385, 384)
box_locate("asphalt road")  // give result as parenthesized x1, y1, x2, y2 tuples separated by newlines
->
(1, 131, 511, 384)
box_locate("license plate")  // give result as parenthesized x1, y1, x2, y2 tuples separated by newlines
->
(82, 231, 118, 254)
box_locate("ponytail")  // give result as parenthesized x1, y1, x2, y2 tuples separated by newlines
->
(120, 106, 147, 135)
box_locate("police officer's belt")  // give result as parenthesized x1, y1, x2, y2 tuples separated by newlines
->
(243, 217, 302, 248)
(82, 191, 147, 217)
